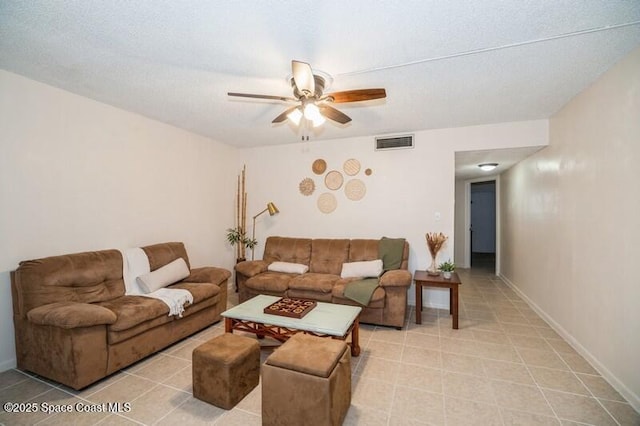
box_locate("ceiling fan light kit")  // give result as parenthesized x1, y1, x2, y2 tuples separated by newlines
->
(228, 60, 386, 133)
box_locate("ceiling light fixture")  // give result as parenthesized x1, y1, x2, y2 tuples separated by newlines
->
(478, 163, 498, 172)
(286, 107, 302, 126)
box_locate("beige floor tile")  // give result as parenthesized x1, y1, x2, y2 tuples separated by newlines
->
(442, 353, 486, 377)
(343, 404, 389, 425)
(517, 348, 569, 370)
(558, 352, 598, 374)
(234, 381, 261, 414)
(385, 415, 433, 425)
(497, 313, 530, 325)
(0, 387, 64, 426)
(481, 359, 534, 385)
(442, 371, 495, 404)
(396, 364, 443, 394)
(95, 414, 142, 425)
(491, 380, 554, 416)
(464, 310, 497, 322)
(472, 330, 510, 345)
(190, 325, 225, 342)
(598, 399, 640, 426)
(391, 385, 445, 425)
(156, 397, 226, 425)
(370, 327, 407, 344)
(475, 341, 522, 363)
(41, 389, 109, 425)
(528, 366, 590, 395)
(534, 327, 562, 340)
(165, 338, 203, 360)
(352, 376, 395, 413)
(576, 374, 626, 402)
(214, 409, 261, 426)
(405, 331, 441, 350)
(62, 372, 127, 399)
(355, 355, 401, 383)
(439, 326, 476, 341)
(500, 408, 561, 425)
(0, 369, 30, 390)
(0, 376, 52, 403)
(503, 323, 543, 337)
(132, 353, 191, 382)
(509, 334, 553, 351)
(445, 396, 502, 426)
(87, 374, 157, 403)
(366, 340, 404, 361)
(125, 384, 190, 424)
(542, 389, 617, 425)
(440, 337, 479, 356)
(162, 365, 193, 393)
(401, 346, 442, 368)
(544, 338, 575, 354)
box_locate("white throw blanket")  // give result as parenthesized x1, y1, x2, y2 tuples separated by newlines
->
(140, 288, 194, 318)
(120, 248, 193, 317)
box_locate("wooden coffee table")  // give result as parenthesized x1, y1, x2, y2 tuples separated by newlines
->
(221, 295, 362, 356)
(414, 270, 462, 329)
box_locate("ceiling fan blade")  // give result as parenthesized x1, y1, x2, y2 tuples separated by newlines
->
(325, 88, 386, 103)
(319, 105, 352, 124)
(272, 106, 299, 123)
(292, 60, 315, 96)
(228, 92, 295, 102)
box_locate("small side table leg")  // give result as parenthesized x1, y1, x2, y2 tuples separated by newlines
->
(452, 285, 459, 329)
(449, 287, 453, 315)
(415, 283, 422, 324)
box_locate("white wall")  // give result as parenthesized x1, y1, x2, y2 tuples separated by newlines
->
(0, 71, 238, 371)
(500, 47, 640, 409)
(240, 120, 548, 308)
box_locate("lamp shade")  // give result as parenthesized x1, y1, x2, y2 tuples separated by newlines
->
(267, 202, 279, 216)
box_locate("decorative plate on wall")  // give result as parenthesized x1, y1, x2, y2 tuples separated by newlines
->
(324, 170, 344, 190)
(299, 178, 315, 196)
(343, 159, 361, 176)
(317, 192, 337, 214)
(345, 179, 366, 201)
(312, 159, 327, 175)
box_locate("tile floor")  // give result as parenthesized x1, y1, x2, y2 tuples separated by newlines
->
(1, 268, 639, 425)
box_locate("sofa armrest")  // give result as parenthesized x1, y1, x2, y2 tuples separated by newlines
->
(379, 270, 412, 287)
(186, 267, 231, 286)
(27, 302, 116, 329)
(235, 260, 269, 278)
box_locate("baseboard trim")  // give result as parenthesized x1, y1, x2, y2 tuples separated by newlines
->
(0, 358, 17, 373)
(499, 273, 640, 413)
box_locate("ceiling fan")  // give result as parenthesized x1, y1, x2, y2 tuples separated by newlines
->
(228, 60, 386, 127)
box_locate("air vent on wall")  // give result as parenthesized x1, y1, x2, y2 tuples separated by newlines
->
(375, 134, 414, 151)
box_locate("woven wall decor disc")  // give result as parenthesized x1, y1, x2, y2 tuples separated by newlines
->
(343, 158, 361, 176)
(324, 170, 344, 190)
(299, 178, 315, 196)
(317, 193, 337, 214)
(345, 178, 366, 201)
(312, 159, 327, 175)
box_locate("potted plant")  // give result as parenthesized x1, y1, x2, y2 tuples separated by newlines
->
(226, 227, 257, 263)
(438, 260, 456, 279)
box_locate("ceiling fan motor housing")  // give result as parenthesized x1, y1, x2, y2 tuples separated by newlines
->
(291, 75, 326, 99)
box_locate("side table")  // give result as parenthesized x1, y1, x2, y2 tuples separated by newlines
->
(414, 270, 462, 329)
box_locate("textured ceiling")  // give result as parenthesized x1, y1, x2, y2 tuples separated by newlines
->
(1, 1, 639, 150)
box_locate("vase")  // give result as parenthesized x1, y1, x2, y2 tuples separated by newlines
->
(443, 271, 452, 279)
(427, 253, 439, 275)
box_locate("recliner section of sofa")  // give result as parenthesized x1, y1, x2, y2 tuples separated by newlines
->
(236, 237, 412, 328)
(10, 242, 230, 390)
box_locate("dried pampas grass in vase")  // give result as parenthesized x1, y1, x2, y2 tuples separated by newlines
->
(426, 232, 447, 275)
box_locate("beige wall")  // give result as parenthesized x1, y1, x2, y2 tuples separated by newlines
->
(0, 70, 238, 370)
(500, 47, 640, 409)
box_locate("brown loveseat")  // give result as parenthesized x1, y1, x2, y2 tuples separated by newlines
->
(236, 237, 411, 328)
(10, 242, 230, 390)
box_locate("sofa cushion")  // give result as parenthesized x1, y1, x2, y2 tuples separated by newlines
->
(340, 260, 383, 279)
(137, 258, 190, 293)
(245, 271, 294, 294)
(28, 302, 117, 329)
(263, 237, 312, 265)
(289, 273, 341, 294)
(347, 239, 380, 262)
(168, 282, 220, 304)
(268, 261, 309, 274)
(142, 242, 191, 271)
(309, 239, 350, 275)
(97, 296, 169, 331)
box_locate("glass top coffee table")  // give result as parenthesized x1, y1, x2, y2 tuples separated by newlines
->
(222, 295, 362, 356)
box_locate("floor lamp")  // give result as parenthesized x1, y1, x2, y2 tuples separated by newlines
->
(252, 202, 279, 260)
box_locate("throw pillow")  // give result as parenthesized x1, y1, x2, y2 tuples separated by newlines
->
(379, 237, 405, 270)
(267, 261, 309, 274)
(340, 259, 383, 279)
(137, 257, 190, 293)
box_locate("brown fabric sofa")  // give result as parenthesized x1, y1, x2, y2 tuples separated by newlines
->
(236, 237, 411, 328)
(10, 242, 230, 390)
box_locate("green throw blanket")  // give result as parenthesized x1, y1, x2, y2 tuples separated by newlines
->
(344, 278, 380, 306)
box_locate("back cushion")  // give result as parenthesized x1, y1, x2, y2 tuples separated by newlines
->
(309, 239, 350, 275)
(13, 249, 124, 316)
(142, 242, 190, 271)
(263, 237, 312, 265)
(348, 239, 380, 262)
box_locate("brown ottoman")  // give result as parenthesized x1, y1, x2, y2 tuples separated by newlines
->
(262, 333, 351, 426)
(192, 333, 260, 409)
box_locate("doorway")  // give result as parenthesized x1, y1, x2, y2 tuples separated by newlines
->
(470, 181, 496, 272)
